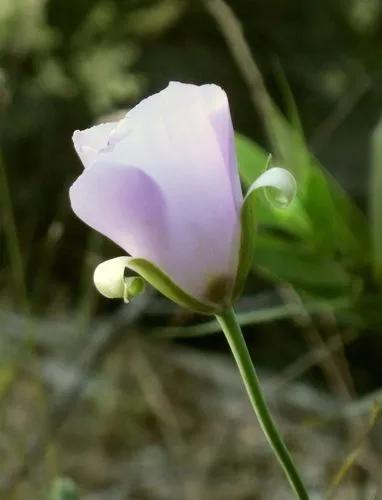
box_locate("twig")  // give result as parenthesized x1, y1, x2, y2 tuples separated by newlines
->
(326, 403, 381, 499)
(155, 298, 347, 338)
(279, 285, 353, 401)
(279, 285, 382, 491)
(332, 389, 382, 422)
(129, 339, 198, 500)
(204, 0, 275, 142)
(310, 75, 371, 151)
(269, 330, 358, 394)
(0, 153, 29, 311)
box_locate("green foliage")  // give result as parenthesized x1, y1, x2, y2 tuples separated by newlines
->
(370, 116, 382, 286)
(254, 235, 355, 297)
(237, 113, 369, 257)
(50, 477, 79, 500)
(235, 89, 370, 302)
(236, 132, 363, 298)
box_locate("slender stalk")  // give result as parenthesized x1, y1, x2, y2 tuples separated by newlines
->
(0, 153, 29, 311)
(216, 307, 309, 500)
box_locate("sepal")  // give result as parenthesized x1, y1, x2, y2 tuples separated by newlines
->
(93, 256, 219, 315)
(233, 166, 297, 298)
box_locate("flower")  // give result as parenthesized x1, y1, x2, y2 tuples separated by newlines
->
(70, 82, 295, 314)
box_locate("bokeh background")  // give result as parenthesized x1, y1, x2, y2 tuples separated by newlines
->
(1, 0, 382, 498)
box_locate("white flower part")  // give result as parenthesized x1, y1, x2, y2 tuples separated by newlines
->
(245, 167, 297, 207)
(93, 256, 131, 299)
(72, 122, 118, 168)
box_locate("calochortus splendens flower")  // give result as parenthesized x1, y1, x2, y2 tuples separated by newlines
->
(70, 82, 310, 500)
(70, 81, 295, 315)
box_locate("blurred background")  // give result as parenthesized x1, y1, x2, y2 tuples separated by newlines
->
(1, 0, 382, 498)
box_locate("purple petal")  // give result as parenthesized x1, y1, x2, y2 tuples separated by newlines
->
(200, 84, 243, 210)
(69, 162, 170, 266)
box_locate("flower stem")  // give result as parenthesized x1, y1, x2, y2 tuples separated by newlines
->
(215, 307, 309, 500)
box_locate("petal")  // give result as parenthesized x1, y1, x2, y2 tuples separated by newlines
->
(70, 159, 240, 303)
(96, 83, 240, 213)
(199, 84, 243, 210)
(69, 161, 170, 266)
(73, 121, 117, 168)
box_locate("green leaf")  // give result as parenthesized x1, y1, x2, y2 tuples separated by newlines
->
(236, 132, 369, 263)
(277, 122, 368, 261)
(235, 132, 363, 295)
(254, 234, 356, 297)
(234, 54, 369, 263)
(300, 160, 369, 260)
(265, 105, 311, 185)
(155, 297, 348, 337)
(370, 116, 382, 285)
(235, 133, 269, 186)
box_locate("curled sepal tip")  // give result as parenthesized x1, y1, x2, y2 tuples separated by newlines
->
(94, 257, 145, 302)
(123, 274, 146, 304)
(93, 256, 219, 315)
(248, 166, 297, 208)
(233, 166, 297, 299)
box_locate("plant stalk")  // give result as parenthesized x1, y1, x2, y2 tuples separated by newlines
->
(216, 307, 309, 500)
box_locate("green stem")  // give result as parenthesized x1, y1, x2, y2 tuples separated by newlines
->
(216, 307, 309, 500)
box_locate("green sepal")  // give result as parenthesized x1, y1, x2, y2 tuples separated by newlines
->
(126, 257, 219, 315)
(94, 256, 219, 315)
(233, 166, 297, 299)
(123, 274, 145, 303)
(233, 195, 257, 300)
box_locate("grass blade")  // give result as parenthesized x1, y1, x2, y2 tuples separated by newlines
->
(370, 116, 382, 285)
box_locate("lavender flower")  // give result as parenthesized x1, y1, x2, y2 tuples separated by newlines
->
(70, 82, 295, 313)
